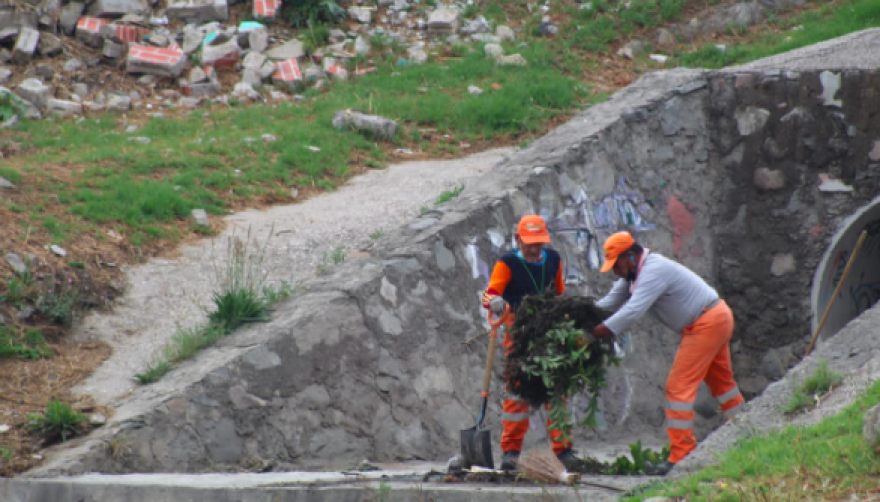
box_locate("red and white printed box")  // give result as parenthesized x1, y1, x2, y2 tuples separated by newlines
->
(253, 0, 280, 19)
(76, 16, 110, 47)
(272, 58, 303, 89)
(126, 44, 187, 78)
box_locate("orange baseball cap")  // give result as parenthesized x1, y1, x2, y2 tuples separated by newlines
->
(517, 215, 551, 244)
(600, 231, 636, 273)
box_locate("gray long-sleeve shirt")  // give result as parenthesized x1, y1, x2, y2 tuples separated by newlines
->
(595, 253, 719, 334)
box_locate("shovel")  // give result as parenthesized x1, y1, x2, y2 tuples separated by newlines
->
(459, 305, 511, 470)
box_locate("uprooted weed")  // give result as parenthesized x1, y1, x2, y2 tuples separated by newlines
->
(504, 293, 617, 441)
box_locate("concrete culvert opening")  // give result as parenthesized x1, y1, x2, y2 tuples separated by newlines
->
(14, 31, 880, 499)
(812, 201, 880, 345)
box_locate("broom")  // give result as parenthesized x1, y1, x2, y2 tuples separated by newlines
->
(516, 449, 580, 485)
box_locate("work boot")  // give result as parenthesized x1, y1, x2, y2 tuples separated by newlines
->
(555, 449, 582, 472)
(645, 460, 676, 476)
(500, 450, 520, 470)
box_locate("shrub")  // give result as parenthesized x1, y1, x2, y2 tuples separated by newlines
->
(280, 0, 345, 28)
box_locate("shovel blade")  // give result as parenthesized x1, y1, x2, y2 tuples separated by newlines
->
(460, 426, 494, 469)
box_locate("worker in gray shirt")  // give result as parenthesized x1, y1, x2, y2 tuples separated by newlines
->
(584, 231, 745, 475)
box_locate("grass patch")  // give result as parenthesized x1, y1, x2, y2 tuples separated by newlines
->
(626, 378, 880, 501)
(133, 360, 172, 385)
(0, 327, 51, 360)
(26, 399, 87, 444)
(679, 0, 880, 68)
(434, 183, 465, 206)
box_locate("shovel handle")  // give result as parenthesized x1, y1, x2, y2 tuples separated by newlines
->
(482, 305, 511, 394)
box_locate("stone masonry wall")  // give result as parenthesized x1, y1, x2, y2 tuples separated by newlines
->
(29, 63, 880, 475)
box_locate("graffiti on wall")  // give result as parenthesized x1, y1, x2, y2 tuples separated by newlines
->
(591, 178, 657, 232)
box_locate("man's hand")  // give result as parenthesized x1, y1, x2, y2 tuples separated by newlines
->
(575, 330, 595, 349)
(489, 295, 507, 315)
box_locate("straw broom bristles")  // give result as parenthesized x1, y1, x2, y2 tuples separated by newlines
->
(516, 449, 580, 485)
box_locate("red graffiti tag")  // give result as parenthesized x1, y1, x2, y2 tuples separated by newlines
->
(666, 194, 695, 257)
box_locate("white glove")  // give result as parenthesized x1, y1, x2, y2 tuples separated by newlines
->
(489, 295, 507, 315)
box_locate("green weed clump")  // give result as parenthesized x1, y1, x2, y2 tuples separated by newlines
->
(134, 228, 295, 385)
(26, 399, 87, 444)
(434, 184, 465, 206)
(0, 327, 51, 360)
(606, 441, 670, 475)
(783, 359, 843, 415)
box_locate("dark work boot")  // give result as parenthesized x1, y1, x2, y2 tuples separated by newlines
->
(555, 448, 582, 472)
(500, 450, 520, 470)
(645, 460, 676, 476)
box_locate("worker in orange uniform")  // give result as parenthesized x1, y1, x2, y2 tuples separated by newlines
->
(481, 215, 581, 471)
(586, 231, 745, 475)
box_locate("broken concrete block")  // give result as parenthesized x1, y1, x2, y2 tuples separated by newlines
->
(498, 53, 527, 66)
(76, 17, 109, 48)
(191, 209, 209, 227)
(354, 34, 370, 56)
(126, 44, 187, 78)
(202, 32, 240, 67)
(0, 27, 17, 44)
(272, 58, 302, 90)
(253, 0, 280, 20)
(88, 0, 149, 17)
(15, 78, 50, 109)
(183, 80, 221, 98)
(167, 0, 228, 23)
(103, 39, 125, 59)
(182, 25, 204, 53)
(60, 3, 84, 35)
(47, 98, 83, 117)
(258, 60, 275, 79)
(242, 51, 267, 71)
(248, 26, 268, 53)
(427, 8, 459, 35)
(1, 85, 40, 119)
(12, 27, 39, 65)
(37, 32, 63, 57)
(0, 10, 37, 30)
(332, 109, 398, 139)
(348, 6, 372, 24)
(817, 173, 854, 193)
(106, 93, 132, 111)
(232, 81, 260, 100)
(265, 39, 304, 60)
(188, 66, 208, 84)
(326, 65, 347, 81)
(241, 68, 262, 86)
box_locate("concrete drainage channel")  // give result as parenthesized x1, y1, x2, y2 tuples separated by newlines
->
(2, 465, 648, 502)
(8, 29, 880, 502)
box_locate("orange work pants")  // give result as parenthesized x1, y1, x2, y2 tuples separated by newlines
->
(665, 300, 744, 463)
(501, 323, 571, 454)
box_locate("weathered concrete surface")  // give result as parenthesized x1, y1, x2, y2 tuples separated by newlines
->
(1, 462, 643, 502)
(22, 29, 880, 483)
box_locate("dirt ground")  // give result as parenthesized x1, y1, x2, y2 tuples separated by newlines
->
(0, 0, 821, 477)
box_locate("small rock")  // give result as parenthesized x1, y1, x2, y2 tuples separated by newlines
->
(0, 177, 16, 189)
(0, 424, 9, 433)
(496, 25, 515, 41)
(89, 414, 107, 426)
(497, 54, 527, 66)
(649, 54, 669, 63)
(191, 208, 209, 227)
(17, 307, 35, 321)
(129, 137, 152, 144)
(125, 125, 138, 133)
(49, 245, 67, 257)
(5, 253, 27, 274)
(467, 85, 482, 95)
(290, 188, 298, 199)
(262, 134, 277, 142)
(483, 43, 503, 59)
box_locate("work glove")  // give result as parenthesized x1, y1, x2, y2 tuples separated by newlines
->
(489, 295, 507, 315)
(575, 330, 596, 350)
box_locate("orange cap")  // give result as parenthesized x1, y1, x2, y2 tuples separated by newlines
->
(600, 231, 636, 273)
(517, 215, 551, 244)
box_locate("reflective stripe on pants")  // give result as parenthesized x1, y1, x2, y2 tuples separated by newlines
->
(666, 300, 744, 463)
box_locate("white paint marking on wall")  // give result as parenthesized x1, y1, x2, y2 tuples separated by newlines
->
(819, 70, 843, 108)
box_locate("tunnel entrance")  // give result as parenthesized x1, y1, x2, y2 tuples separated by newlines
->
(811, 196, 880, 344)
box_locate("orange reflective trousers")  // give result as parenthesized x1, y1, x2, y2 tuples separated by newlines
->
(666, 300, 745, 463)
(501, 321, 571, 454)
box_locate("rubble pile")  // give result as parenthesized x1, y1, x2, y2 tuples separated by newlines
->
(0, 0, 528, 123)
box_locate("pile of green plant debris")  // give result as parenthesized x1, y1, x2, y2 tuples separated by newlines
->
(503, 293, 617, 439)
